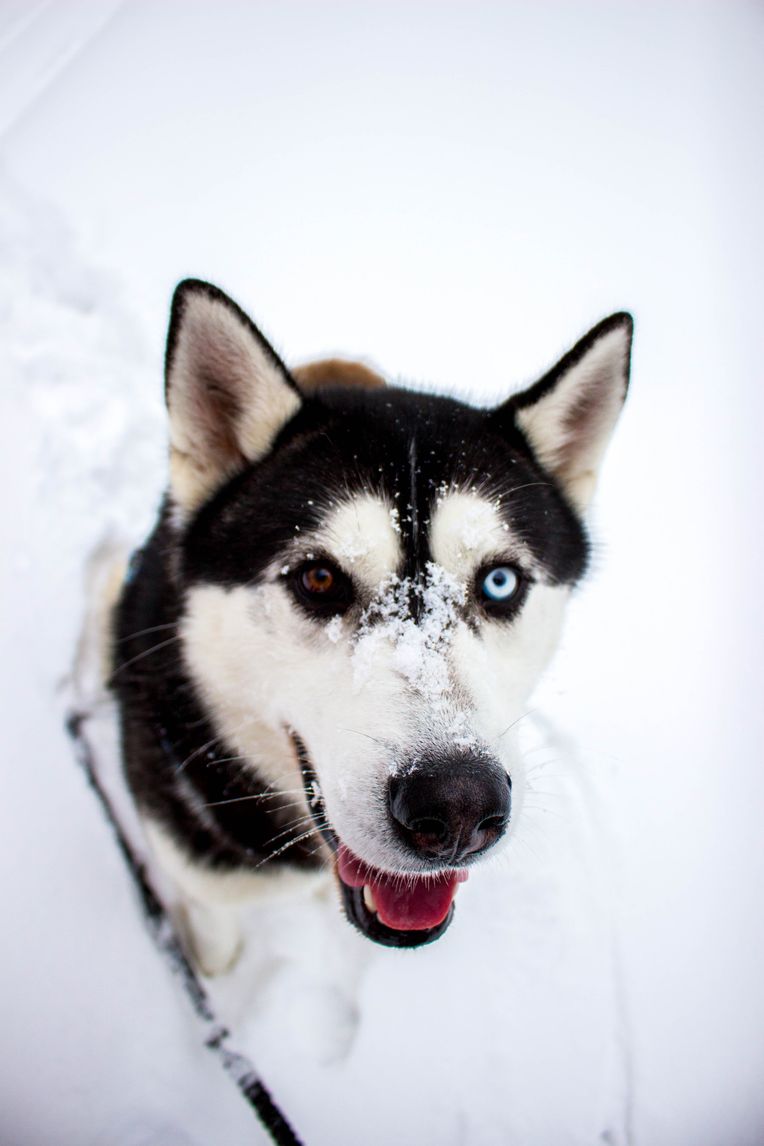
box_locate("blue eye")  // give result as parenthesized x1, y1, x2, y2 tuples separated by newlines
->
(481, 566, 520, 602)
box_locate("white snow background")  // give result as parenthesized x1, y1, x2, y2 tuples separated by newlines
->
(1, 2, 762, 1144)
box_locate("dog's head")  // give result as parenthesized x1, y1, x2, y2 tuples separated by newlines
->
(165, 280, 631, 947)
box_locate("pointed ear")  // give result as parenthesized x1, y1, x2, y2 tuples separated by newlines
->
(502, 313, 633, 511)
(165, 279, 302, 514)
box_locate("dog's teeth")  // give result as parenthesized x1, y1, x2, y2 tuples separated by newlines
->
(362, 885, 377, 914)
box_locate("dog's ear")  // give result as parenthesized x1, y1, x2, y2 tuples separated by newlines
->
(497, 313, 633, 511)
(165, 279, 301, 514)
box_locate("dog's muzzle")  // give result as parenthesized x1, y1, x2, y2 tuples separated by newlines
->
(292, 733, 510, 949)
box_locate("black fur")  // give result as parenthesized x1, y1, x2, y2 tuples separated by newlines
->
(113, 512, 323, 873)
(183, 385, 589, 592)
(112, 381, 588, 873)
(507, 311, 633, 412)
(112, 279, 606, 883)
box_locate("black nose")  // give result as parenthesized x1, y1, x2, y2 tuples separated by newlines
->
(388, 753, 511, 864)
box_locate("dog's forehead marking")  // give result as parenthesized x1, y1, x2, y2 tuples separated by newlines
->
(321, 495, 402, 586)
(430, 491, 530, 576)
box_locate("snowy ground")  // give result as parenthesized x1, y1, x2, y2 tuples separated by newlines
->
(1, 3, 763, 1144)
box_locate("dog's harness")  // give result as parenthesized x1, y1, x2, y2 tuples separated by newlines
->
(66, 708, 305, 1146)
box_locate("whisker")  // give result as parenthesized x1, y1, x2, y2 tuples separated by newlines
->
(172, 713, 265, 774)
(515, 812, 552, 849)
(524, 756, 564, 777)
(340, 727, 394, 750)
(260, 812, 322, 850)
(111, 635, 183, 676)
(525, 786, 564, 800)
(525, 768, 567, 786)
(203, 789, 306, 809)
(524, 801, 564, 819)
(256, 825, 325, 868)
(507, 832, 542, 863)
(175, 731, 228, 774)
(522, 743, 562, 760)
(115, 622, 178, 643)
(505, 481, 553, 497)
(298, 838, 334, 868)
(495, 710, 533, 743)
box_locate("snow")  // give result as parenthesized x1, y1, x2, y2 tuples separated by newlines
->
(1, 3, 763, 1145)
(354, 564, 467, 711)
(324, 615, 343, 645)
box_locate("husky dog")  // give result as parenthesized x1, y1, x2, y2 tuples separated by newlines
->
(112, 281, 632, 973)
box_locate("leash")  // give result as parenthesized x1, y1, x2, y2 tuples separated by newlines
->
(66, 709, 306, 1146)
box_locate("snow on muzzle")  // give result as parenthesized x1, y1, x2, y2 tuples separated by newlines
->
(292, 733, 510, 949)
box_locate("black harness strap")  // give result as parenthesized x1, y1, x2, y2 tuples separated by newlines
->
(66, 709, 306, 1146)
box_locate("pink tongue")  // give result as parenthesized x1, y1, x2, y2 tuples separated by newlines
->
(337, 844, 467, 932)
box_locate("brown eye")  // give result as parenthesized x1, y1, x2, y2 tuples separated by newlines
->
(289, 559, 354, 616)
(302, 565, 335, 594)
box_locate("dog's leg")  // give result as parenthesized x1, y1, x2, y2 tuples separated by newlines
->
(142, 818, 328, 977)
(142, 819, 247, 976)
(175, 896, 243, 977)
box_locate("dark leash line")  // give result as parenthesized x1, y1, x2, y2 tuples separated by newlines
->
(65, 708, 305, 1146)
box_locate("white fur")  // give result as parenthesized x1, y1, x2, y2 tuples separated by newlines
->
(430, 490, 538, 576)
(180, 491, 569, 884)
(132, 296, 630, 973)
(167, 289, 300, 513)
(516, 324, 630, 510)
(144, 818, 327, 974)
(307, 495, 402, 588)
(144, 817, 322, 906)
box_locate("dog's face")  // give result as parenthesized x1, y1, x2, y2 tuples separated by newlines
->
(165, 281, 631, 947)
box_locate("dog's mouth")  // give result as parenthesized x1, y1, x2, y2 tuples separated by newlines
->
(292, 732, 466, 949)
(335, 842, 467, 948)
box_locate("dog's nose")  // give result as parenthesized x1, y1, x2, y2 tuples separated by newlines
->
(388, 754, 511, 864)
